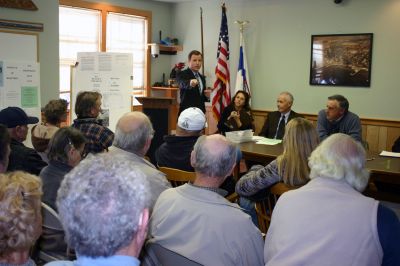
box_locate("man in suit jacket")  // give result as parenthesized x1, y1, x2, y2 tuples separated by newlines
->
(177, 50, 211, 114)
(259, 91, 302, 139)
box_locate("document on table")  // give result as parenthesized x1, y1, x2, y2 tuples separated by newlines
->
(254, 137, 282, 145)
(379, 151, 400, 158)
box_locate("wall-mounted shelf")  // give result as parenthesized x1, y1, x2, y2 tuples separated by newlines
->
(159, 44, 183, 55)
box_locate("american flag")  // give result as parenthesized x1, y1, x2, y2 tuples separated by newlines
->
(212, 3, 231, 120)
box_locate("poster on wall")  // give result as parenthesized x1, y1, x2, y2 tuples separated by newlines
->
(72, 52, 133, 132)
(309, 33, 373, 87)
(0, 60, 40, 115)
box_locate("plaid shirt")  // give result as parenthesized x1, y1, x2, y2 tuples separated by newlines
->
(72, 118, 114, 154)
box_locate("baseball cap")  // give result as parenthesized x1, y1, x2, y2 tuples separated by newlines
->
(178, 107, 206, 131)
(0, 107, 39, 128)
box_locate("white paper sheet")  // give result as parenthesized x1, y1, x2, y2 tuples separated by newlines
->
(256, 138, 282, 145)
(379, 151, 400, 158)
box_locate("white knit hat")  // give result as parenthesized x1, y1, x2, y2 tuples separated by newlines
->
(178, 107, 206, 131)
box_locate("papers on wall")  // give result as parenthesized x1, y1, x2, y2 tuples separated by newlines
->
(0, 60, 40, 113)
(72, 52, 133, 132)
(379, 151, 400, 158)
(0, 60, 41, 149)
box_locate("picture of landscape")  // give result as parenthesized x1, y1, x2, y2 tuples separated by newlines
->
(310, 33, 373, 87)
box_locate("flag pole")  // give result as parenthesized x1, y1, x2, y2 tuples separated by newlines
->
(234, 20, 249, 34)
(200, 7, 205, 76)
(234, 20, 250, 96)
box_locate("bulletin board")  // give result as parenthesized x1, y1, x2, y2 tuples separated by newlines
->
(71, 52, 133, 132)
(0, 30, 41, 148)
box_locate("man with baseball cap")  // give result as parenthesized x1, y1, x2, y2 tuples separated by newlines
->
(155, 107, 206, 171)
(0, 106, 47, 175)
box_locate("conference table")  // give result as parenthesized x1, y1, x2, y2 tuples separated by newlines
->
(239, 141, 400, 201)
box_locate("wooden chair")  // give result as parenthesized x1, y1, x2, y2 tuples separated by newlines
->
(158, 166, 196, 187)
(141, 242, 202, 266)
(255, 182, 295, 236)
(158, 166, 239, 202)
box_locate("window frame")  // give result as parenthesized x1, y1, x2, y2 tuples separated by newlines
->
(59, 0, 152, 96)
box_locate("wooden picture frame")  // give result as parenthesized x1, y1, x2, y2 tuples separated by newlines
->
(309, 33, 373, 87)
(0, 19, 43, 32)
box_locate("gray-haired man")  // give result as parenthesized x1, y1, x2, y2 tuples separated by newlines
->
(259, 91, 302, 139)
(109, 111, 171, 207)
(317, 94, 362, 141)
(46, 152, 151, 266)
(149, 134, 264, 266)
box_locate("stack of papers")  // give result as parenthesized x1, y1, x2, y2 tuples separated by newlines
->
(379, 151, 400, 158)
(226, 130, 253, 143)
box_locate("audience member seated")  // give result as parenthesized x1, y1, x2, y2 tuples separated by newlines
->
(317, 94, 362, 142)
(393, 136, 400, 152)
(31, 99, 68, 162)
(156, 107, 206, 171)
(109, 112, 171, 208)
(149, 135, 264, 266)
(264, 133, 400, 265)
(155, 107, 236, 194)
(236, 118, 319, 197)
(45, 153, 151, 266)
(72, 91, 114, 154)
(0, 107, 47, 175)
(0, 124, 11, 173)
(259, 91, 302, 139)
(39, 127, 86, 211)
(217, 90, 254, 134)
(0, 171, 42, 266)
(236, 117, 319, 225)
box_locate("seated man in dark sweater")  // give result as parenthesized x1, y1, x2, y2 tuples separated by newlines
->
(317, 94, 361, 142)
(155, 107, 205, 171)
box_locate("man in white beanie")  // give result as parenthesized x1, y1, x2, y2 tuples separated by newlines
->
(155, 107, 206, 172)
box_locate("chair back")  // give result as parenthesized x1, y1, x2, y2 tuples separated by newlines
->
(37, 202, 74, 262)
(141, 242, 202, 266)
(42, 202, 63, 231)
(255, 182, 295, 235)
(158, 166, 196, 187)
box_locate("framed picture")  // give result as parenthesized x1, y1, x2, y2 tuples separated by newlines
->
(309, 33, 373, 87)
(0, 19, 43, 32)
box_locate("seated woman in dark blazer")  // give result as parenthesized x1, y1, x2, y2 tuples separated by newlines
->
(217, 90, 254, 134)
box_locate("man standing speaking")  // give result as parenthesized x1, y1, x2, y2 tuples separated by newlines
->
(177, 50, 211, 115)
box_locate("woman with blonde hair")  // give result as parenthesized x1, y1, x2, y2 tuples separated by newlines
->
(0, 171, 42, 266)
(236, 117, 320, 196)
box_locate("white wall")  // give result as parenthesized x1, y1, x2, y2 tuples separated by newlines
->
(171, 0, 400, 120)
(0, 0, 173, 106)
(0, 0, 59, 106)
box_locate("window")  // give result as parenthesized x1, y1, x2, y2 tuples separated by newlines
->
(106, 12, 146, 90)
(59, 0, 151, 105)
